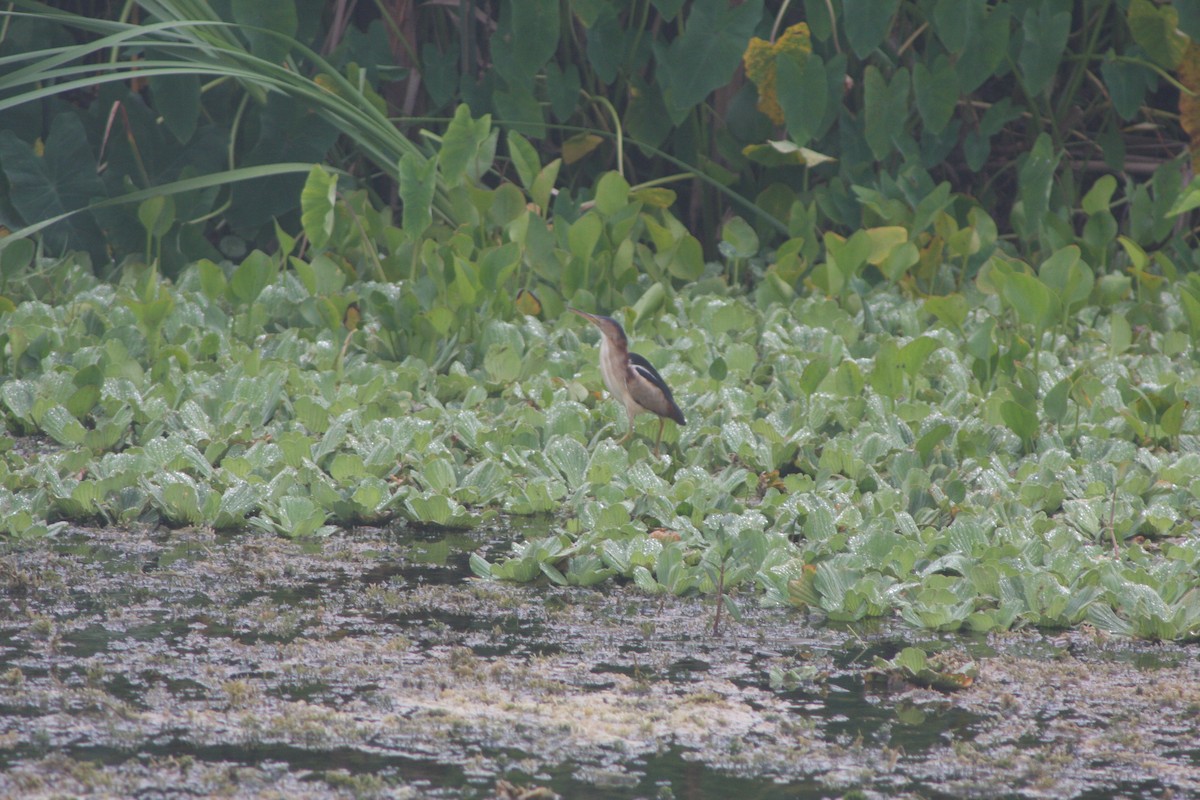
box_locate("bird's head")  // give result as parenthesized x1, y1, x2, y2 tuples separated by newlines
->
(568, 308, 628, 348)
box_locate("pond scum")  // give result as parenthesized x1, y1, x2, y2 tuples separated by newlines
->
(1, 525, 1198, 797)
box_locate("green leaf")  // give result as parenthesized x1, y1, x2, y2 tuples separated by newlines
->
(41, 404, 86, 446)
(528, 159, 561, 215)
(661, 233, 696, 280)
(216, 483, 259, 528)
(232, 0, 298, 63)
(568, 213, 603, 261)
(629, 188, 676, 209)
(955, 2, 1009, 93)
(799, 358, 830, 393)
(126, 278, 175, 334)
(825, 230, 872, 282)
(544, 62, 582, 121)
(161, 479, 203, 526)
(421, 458, 458, 494)
(1101, 55, 1151, 122)
(1128, 0, 1189, 69)
(439, 105, 489, 187)
(488, 183, 526, 228)
(630, 284, 666, 327)
(924, 294, 967, 330)
(469, 553, 495, 579)
(871, 339, 903, 400)
(1109, 311, 1132, 354)
(1040, 246, 1093, 311)
(1018, 1, 1070, 96)
(863, 66, 911, 160)
(1161, 400, 1187, 438)
(330, 453, 367, 483)
(399, 152, 438, 239)
(230, 250, 276, 306)
(451, 256, 480, 305)
(916, 422, 952, 463)
(546, 436, 590, 491)
(492, 83, 546, 139)
(65, 385, 99, 420)
(1002, 272, 1059, 331)
(406, 493, 475, 528)
(721, 216, 759, 259)
(865, 226, 917, 281)
(300, 165, 338, 252)
(1043, 377, 1070, 423)
(633, 565, 662, 594)
(932, 0, 983, 53)
(0, 238, 34, 281)
(1082, 175, 1117, 216)
(660, 0, 764, 119)
(594, 171, 631, 216)
(1016, 133, 1060, 233)
(843, 0, 901, 57)
(1000, 399, 1038, 446)
(829, 360, 865, 397)
(1166, 176, 1200, 218)
(484, 345, 522, 383)
(138, 195, 176, 240)
(913, 57, 959, 134)
(894, 646, 928, 674)
(0, 114, 106, 256)
(2, 381, 36, 428)
(278, 495, 327, 538)
(148, 73, 201, 144)
(421, 42, 460, 108)
(898, 336, 940, 378)
(491, 0, 560, 83)
(1179, 292, 1200, 342)
(507, 131, 540, 191)
(479, 242, 521, 290)
(1038, 246, 1080, 293)
(778, 53, 827, 145)
(198, 259, 228, 301)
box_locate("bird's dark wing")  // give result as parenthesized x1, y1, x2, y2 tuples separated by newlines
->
(628, 352, 686, 424)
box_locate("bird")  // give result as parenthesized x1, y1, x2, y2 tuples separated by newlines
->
(568, 308, 685, 455)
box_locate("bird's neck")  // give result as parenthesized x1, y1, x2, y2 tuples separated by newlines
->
(599, 335, 628, 363)
(597, 335, 628, 397)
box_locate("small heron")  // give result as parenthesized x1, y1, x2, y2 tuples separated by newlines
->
(569, 308, 685, 454)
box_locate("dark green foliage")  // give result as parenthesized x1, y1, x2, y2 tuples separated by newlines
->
(1, 0, 1196, 278)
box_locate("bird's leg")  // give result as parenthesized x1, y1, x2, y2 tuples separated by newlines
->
(617, 412, 634, 445)
(654, 418, 664, 456)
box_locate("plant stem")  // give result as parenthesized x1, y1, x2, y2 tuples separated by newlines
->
(712, 559, 726, 636)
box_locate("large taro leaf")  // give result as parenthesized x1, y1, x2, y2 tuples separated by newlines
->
(659, 0, 764, 122)
(227, 94, 339, 230)
(843, 0, 902, 58)
(0, 113, 106, 258)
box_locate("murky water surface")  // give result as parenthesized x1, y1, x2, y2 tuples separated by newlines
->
(1, 524, 1198, 798)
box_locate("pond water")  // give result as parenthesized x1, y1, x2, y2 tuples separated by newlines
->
(1, 524, 1198, 798)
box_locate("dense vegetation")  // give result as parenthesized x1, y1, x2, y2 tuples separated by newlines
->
(2, 1, 1200, 640)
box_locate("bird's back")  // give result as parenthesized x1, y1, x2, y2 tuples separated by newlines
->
(628, 352, 686, 424)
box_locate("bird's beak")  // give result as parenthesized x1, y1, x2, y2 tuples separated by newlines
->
(568, 307, 601, 327)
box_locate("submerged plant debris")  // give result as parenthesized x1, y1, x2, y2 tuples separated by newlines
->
(1, 525, 1197, 799)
